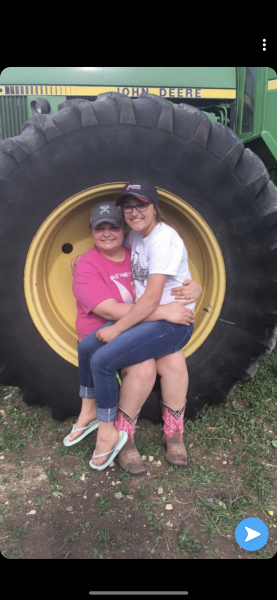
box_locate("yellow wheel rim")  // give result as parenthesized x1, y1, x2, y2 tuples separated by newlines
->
(24, 183, 226, 366)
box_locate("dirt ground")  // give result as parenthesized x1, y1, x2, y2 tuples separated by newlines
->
(1, 379, 276, 562)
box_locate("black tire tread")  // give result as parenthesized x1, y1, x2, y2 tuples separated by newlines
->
(0, 92, 277, 420)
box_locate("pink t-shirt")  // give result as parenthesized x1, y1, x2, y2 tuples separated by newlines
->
(72, 246, 134, 340)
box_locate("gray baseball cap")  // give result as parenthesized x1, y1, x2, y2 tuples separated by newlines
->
(90, 201, 124, 228)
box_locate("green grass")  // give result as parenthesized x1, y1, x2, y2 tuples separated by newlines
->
(9, 525, 27, 540)
(195, 494, 259, 540)
(45, 468, 59, 485)
(67, 468, 85, 482)
(119, 483, 130, 495)
(96, 526, 119, 550)
(64, 521, 90, 542)
(15, 495, 27, 506)
(113, 468, 132, 482)
(148, 535, 163, 558)
(0, 504, 9, 521)
(1, 477, 10, 484)
(36, 458, 51, 466)
(242, 469, 275, 502)
(45, 420, 65, 434)
(50, 484, 64, 497)
(175, 461, 227, 489)
(135, 428, 162, 457)
(96, 495, 111, 516)
(138, 483, 150, 497)
(252, 546, 276, 560)
(178, 527, 208, 558)
(0, 348, 277, 559)
(1, 468, 23, 483)
(36, 495, 52, 506)
(71, 461, 91, 479)
(185, 350, 277, 458)
(0, 425, 27, 453)
(2, 549, 23, 559)
(55, 445, 71, 457)
(91, 548, 106, 559)
(140, 498, 165, 531)
(0, 388, 40, 453)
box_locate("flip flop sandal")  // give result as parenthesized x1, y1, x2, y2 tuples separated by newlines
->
(63, 419, 99, 446)
(89, 430, 128, 471)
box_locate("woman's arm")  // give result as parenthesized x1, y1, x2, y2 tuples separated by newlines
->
(93, 277, 200, 327)
(145, 302, 194, 325)
(94, 297, 194, 326)
(93, 276, 201, 321)
(71, 255, 82, 276)
(94, 274, 166, 326)
(92, 299, 134, 320)
(95, 273, 168, 343)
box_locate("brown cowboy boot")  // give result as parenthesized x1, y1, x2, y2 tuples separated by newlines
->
(115, 408, 147, 475)
(161, 401, 187, 466)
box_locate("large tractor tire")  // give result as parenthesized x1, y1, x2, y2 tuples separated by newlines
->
(0, 93, 277, 421)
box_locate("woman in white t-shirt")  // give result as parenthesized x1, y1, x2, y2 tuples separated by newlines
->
(83, 180, 197, 470)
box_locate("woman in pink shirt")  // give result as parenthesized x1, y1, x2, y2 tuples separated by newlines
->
(66, 195, 201, 473)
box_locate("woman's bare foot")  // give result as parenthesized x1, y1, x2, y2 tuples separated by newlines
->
(91, 427, 119, 467)
(68, 404, 97, 442)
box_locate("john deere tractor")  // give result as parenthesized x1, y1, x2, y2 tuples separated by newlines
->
(0, 66, 276, 421)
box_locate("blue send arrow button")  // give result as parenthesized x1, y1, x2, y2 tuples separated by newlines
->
(235, 518, 268, 551)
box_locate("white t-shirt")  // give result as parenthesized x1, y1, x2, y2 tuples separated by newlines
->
(124, 222, 195, 312)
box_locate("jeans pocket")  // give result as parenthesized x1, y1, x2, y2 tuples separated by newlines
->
(174, 324, 194, 351)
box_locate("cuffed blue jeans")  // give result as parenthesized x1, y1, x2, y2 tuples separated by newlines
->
(78, 321, 194, 422)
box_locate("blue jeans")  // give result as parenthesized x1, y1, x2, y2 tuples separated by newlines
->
(78, 321, 194, 422)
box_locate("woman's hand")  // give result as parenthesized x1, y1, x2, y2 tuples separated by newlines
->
(71, 255, 82, 277)
(95, 325, 120, 344)
(163, 302, 194, 325)
(170, 279, 202, 304)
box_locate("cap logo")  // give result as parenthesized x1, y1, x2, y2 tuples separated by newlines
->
(126, 184, 141, 190)
(100, 205, 110, 214)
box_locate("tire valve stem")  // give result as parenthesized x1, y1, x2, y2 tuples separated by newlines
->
(203, 307, 211, 312)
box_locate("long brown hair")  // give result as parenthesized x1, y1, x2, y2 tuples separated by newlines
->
(154, 206, 179, 234)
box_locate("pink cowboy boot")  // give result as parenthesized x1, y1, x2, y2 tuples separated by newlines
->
(161, 401, 187, 466)
(115, 407, 146, 475)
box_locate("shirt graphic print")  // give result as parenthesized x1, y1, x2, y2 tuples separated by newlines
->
(131, 251, 148, 285)
(110, 272, 134, 303)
